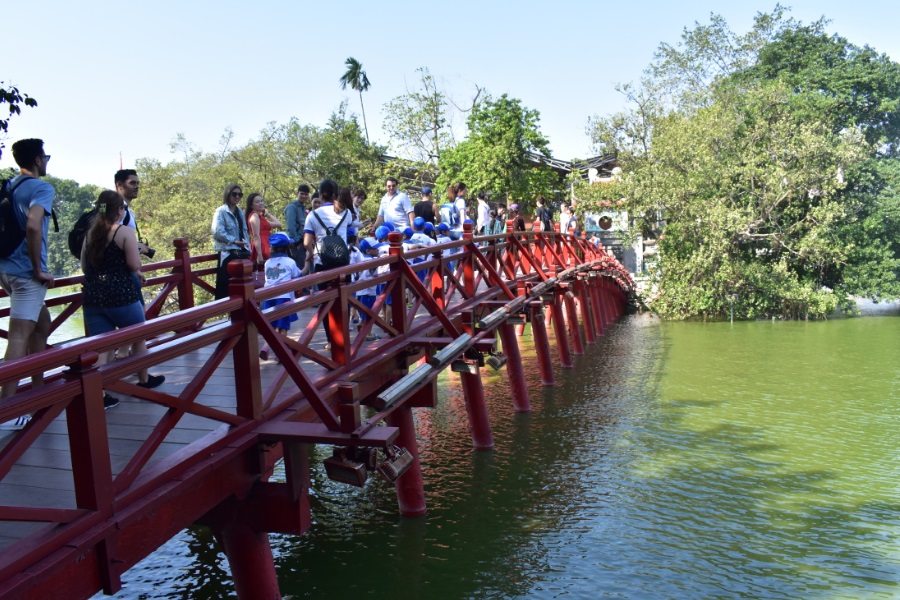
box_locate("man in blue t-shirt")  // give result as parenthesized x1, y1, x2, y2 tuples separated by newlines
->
(0, 139, 56, 412)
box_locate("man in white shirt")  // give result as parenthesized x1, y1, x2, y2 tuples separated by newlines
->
(475, 192, 490, 235)
(372, 177, 414, 232)
(302, 179, 351, 275)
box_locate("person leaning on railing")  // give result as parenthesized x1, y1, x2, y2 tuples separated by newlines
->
(81, 190, 165, 408)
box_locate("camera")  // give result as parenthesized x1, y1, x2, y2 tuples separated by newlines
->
(140, 238, 156, 259)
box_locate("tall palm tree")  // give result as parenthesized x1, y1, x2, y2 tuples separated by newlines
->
(339, 57, 372, 143)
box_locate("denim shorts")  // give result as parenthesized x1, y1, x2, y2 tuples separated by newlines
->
(83, 301, 146, 336)
(0, 273, 49, 322)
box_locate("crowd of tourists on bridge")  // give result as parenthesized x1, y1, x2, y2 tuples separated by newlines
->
(0, 137, 588, 431)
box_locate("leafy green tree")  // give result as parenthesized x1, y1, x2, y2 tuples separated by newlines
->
(437, 94, 556, 209)
(134, 109, 385, 261)
(382, 67, 453, 168)
(0, 82, 37, 159)
(339, 57, 372, 143)
(585, 8, 900, 319)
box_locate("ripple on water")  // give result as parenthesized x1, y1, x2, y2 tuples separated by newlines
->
(96, 315, 900, 599)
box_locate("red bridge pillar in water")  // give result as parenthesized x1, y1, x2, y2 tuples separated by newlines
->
(575, 277, 596, 345)
(388, 406, 427, 516)
(529, 300, 556, 386)
(550, 273, 573, 368)
(499, 321, 531, 412)
(588, 273, 605, 337)
(461, 225, 493, 449)
(564, 287, 584, 356)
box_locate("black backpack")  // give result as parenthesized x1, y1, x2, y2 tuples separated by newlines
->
(311, 209, 350, 269)
(0, 176, 59, 258)
(68, 206, 131, 259)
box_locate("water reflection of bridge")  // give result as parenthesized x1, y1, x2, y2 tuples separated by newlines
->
(0, 224, 632, 599)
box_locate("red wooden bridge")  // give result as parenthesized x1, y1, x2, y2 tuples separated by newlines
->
(0, 223, 634, 599)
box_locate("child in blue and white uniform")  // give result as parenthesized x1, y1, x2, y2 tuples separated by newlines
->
(356, 239, 381, 340)
(262, 233, 302, 336)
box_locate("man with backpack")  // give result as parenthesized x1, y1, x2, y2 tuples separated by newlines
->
(302, 179, 351, 276)
(0, 139, 55, 427)
(302, 179, 351, 351)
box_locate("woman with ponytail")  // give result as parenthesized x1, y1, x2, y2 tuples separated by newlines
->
(81, 191, 164, 405)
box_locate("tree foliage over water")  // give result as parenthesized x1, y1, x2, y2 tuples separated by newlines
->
(586, 6, 900, 319)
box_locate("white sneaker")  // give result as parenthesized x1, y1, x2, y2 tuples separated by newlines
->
(0, 415, 31, 431)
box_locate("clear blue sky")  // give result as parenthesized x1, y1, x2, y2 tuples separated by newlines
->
(2, 0, 898, 188)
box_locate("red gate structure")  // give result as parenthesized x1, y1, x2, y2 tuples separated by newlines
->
(0, 223, 634, 599)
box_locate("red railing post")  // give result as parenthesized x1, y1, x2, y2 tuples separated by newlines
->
(173, 238, 195, 310)
(228, 259, 263, 420)
(329, 278, 350, 366)
(64, 351, 119, 594)
(388, 233, 407, 332)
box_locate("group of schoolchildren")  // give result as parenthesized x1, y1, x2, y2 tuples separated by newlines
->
(258, 213, 463, 351)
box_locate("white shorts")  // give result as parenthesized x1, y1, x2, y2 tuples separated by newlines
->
(0, 273, 48, 322)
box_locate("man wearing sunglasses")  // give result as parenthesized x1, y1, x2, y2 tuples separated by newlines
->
(0, 139, 55, 429)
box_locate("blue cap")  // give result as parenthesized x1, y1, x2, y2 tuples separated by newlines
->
(359, 239, 372, 252)
(269, 232, 293, 247)
(375, 226, 391, 240)
(413, 217, 425, 229)
(463, 219, 474, 226)
(383, 222, 395, 232)
(347, 227, 357, 237)
(437, 222, 449, 232)
(402, 227, 414, 239)
(422, 187, 432, 196)
(424, 222, 435, 233)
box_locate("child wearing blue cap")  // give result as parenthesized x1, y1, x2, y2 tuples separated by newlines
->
(259, 233, 302, 360)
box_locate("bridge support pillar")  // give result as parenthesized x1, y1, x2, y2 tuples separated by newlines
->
(599, 281, 611, 331)
(589, 277, 605, 337)
(529, 302, 555, 386)
(387, 406, 427, 516)
(575, 279, 596, 345)
(461, 369, 494, 449)
(216, 519, 280, 600)
(499, 322, 530, 412)
(550, 292, 572, 368)
(564, 291, 584, 356)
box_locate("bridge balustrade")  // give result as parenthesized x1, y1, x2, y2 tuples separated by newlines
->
(0, 223, 634, 599)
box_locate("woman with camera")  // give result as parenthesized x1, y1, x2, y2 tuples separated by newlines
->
(81, 190, 165, 407)
(212, 183, 250, 299)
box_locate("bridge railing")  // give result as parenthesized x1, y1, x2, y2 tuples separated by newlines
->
(0, 222, 634, 596)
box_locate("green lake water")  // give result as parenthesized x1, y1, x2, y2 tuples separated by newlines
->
(79, 314, 900, 598)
